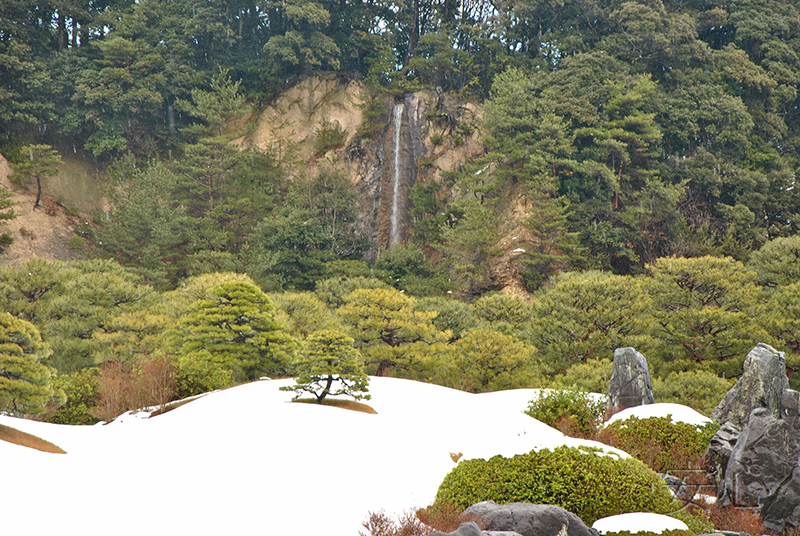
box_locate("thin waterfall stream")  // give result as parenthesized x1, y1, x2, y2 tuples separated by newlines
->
(389, 102, 404, 247)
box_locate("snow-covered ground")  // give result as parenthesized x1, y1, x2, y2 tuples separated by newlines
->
(594, 513, 689, 534)
(0, 378, 679, 535)
(605, 402, 712, 427)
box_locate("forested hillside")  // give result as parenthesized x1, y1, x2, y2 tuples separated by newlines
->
(2, 0, 800, 419)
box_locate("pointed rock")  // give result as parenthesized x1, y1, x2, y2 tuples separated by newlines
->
(606, 347, 654, 413)
(710, 343, 794, 428)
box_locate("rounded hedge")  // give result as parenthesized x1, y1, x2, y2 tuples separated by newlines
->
(600, 416, 719, 473)
(526, 388, 606, 438)
(434, 445, 679, 525)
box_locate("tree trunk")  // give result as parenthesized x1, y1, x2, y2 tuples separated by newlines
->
(34, 176, 42, 209)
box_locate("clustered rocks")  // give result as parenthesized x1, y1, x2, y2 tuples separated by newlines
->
(707, 343, 800, 532)
(435, 343, 800, 536)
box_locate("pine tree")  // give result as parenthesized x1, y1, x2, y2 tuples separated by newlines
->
(174, 281, 298, 385)
(281, 329, 370, 403)
(0, 313, 60, 415)
(11, 144, 60, 209)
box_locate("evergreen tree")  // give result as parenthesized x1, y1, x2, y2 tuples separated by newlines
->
(11, 144, 61, 209)
(525, 271, 654, 375)
(644, 256, 769, 377)
(0, 313, 60, 415)
(281, 329, 370, 403)
(173, 281, 298, 384)
(337, 287, 450, 376)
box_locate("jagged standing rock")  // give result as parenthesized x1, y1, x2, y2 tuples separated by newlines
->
(606, 348, 654, 412)
(761, 464, 800, 532)
(705, 422, 741, 485)
(462, 501, 599, 536)
(719, 408, 800, 507)
(710, 343, 795, 428)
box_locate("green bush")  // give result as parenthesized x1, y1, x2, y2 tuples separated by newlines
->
(46, 368, 101, 425)
(599, 416, 719, 473)
(434, 446, 679, 525)
(313, 118, 348, 155)
(526, 388, 606, 438)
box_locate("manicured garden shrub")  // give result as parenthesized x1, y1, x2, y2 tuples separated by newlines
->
(434, 446, 679, 525)
(525, 388, 606, 438)
(598, 416, 719, 473)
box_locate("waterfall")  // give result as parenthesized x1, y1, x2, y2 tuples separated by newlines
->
(389, 102, 405, 247)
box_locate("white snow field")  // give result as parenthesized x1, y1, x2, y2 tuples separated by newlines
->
(594, 512, 689, 534)
(606, 402, 712, 427)
(1, 377, 685, 536)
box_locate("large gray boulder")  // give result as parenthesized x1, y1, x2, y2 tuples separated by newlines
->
(607, 347, 654, 412)
(705, 421, 741, 485)
(429, 521, 523, 536)
(719, 407, 800, 507)
(710, 343, 796, 428)
(761, 464, 800, 532)
(462, 501, 599, 536)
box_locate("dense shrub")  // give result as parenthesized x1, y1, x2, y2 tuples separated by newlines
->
(434, 446, 679, 525)
(598, 416, 719, 473)
(45, 368, 101, 425)
(525, 388, 606, 438)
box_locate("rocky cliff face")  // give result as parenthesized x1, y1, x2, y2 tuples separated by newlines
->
(239, 74, 485, 261)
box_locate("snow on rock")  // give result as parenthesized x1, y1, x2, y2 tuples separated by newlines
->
(605, 403, 712, 428)
(0, 377, 625, 536)
(593, 513, 688, 534)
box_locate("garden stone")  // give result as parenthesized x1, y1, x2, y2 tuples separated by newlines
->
(719, 407, 800, 508)
(710, 343, 793, 428)
(430, 522, 485, 536)
(706, 421, 741, 484)
(607, 347, 654, 412)
(660, 473, 691, 501)
(463, 501, 599, 536)
(761, 463, 800, 532)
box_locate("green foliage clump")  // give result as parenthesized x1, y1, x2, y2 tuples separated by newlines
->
(525, 388, 606, 438)
(652, 370, 735, 416)
(46, 368, 101, 425)
(313, 118, 348, 155)
(747, 235, 800, 287)
(434, 446, 679, 525)
(0, 313, 61, 415)
(600, 416, 719, 473)
(553, 359, 613, 394)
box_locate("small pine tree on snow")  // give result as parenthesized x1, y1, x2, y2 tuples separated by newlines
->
(282, 329, 370, 403)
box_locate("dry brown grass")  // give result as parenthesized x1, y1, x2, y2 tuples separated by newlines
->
(707, 503, 766, 535)
(0, 423, 66, 454)
(291, 397, 378, 414)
